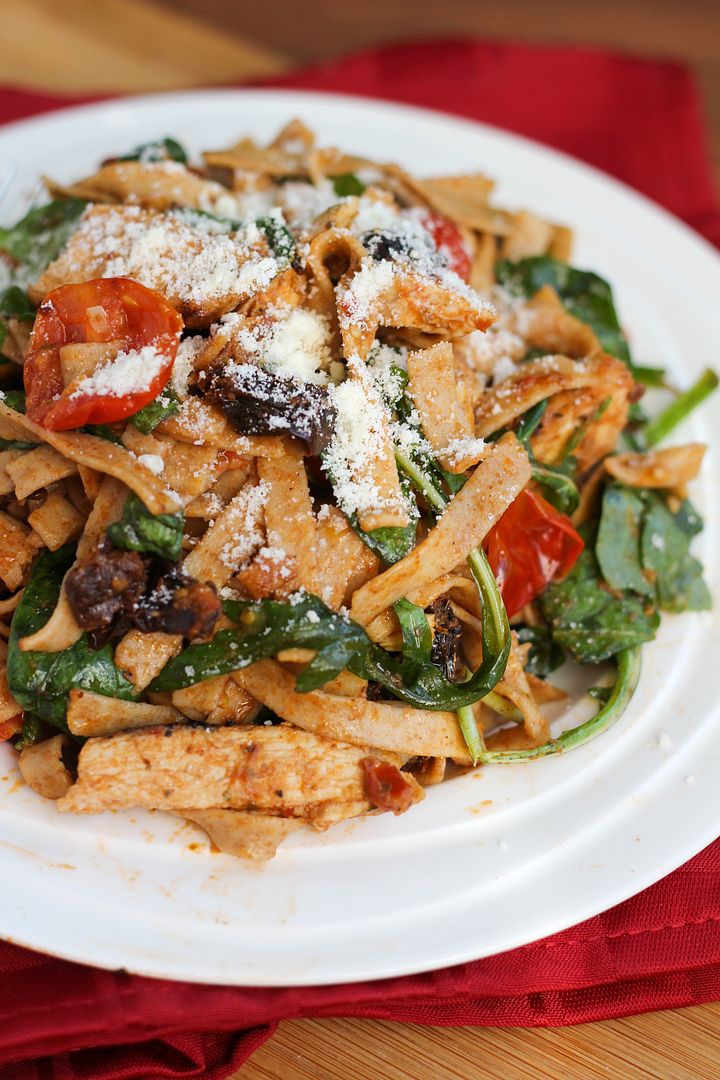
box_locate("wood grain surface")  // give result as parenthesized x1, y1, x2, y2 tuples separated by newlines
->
(2, 2, 720, 1077)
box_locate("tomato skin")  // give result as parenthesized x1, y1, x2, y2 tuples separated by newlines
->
(420, 211, 472, 282)
(24, 278, 182, 430)
(362, 757, 416, 815)
(484, 489, 585, 618)
(0, 715, 23, 743)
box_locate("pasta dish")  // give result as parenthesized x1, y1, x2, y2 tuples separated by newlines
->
(0, 121, 715, 861)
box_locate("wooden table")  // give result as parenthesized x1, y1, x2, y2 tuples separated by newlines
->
(3, 3, 719, 1076)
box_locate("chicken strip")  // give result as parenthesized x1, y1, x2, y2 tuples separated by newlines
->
(57, 725, 408, 824)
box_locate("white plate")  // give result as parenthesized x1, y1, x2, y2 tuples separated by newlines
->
(1, 90, 719, 986)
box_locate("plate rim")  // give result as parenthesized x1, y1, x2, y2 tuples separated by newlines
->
(1, 86, 719, 986)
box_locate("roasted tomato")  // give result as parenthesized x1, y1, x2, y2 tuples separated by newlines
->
(484, 488, 585, 618)
(420, 211, 472, 282)
(0, 715, 23, 742)
(362, 757, 416, 815)
(24, 277, 182, 430)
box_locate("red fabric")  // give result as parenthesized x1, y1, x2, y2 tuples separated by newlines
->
(1, 37, 720, 1079)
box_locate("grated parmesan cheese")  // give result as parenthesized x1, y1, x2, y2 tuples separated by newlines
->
(137, 453, 165, 475)
(69, 344, 169, 399)
(324, 355, 395, 519)
(229, 305, 334, 386)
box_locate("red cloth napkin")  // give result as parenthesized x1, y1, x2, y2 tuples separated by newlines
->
(2, 37, 720, 1079)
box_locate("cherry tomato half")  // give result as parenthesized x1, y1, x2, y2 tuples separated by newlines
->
(24, 278, 183, 430)
(484, 489, 585, 618)
(420, 211, 472, 282)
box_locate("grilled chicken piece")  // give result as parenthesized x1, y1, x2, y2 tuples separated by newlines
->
(57, 725, 385, 823)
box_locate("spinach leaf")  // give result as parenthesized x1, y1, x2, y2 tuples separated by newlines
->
(349, 620, 510, 711)
(596, 485, 654, 597)
(0, 436, 37, 451)
(0, 199, 87, 286)
(0, 389, 25, 413)
(515, 624, 564, 677)
(148, 593, 369, 693)
(0, 285, 35, 352)
(394, 598, 433, 683)
(81, 423, 123, 445)
(13, 714, 46, 750)
(7, 545, 136, 727)
(171, 207, 237, 234)
(515, 399, 548, 443)
(503, 397, 579, 513)
(640, 493, 711, 612)
(539, 530, 659, 664)
(496, 255, 631, 363)
(0, 285, 35, 321)
(107, 492, 184, 561)
(332, 173, 366, 197)
(349, 478, 419, 566)
(117, 137, 188, 164)
(642, 368, 719, 448)
(256, 215, 296, 265)
(130, 389, 179, 434)
(0, 389, 34, 449)
(531, 461, 579, 514)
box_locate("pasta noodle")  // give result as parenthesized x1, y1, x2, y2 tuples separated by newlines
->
(0, 120, 712, 860)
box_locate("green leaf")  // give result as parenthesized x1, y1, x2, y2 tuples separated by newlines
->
(148, 593, 369, 692)
(0, 389, 26, 413)
(0, 285, 35, 319)
(349, 478, 419, 566)
(255, 215, 296, 265)
(81, 424, 123, 445)
(496, 255, 634, 365)
(596, 485, 654, 597)
(7, 545, 136, 727)
(107, 493, 184, 560)
(515, 624, 565, 677)
(531, 462, 579, 514)
(117, 137, 188, 163)
(0, 436, 37, 451)
(13, 714, 47, 750)
(640, 494, 711, 612)
(477, 647, 641, 762)
(332, 173, 366, 197)
(171, 207, 236, 234)
(130, 389, 179, 434)
(394, 598, 433, 683)
(642, 368, 719, 448)
(0, 390, 33, 448)
(539, 530, 659, 664)
(515, 399, 548, 445)
(0, 199, 87, 286)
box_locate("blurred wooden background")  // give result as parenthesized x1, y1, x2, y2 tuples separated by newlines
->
(2, 0, 719, 185)
(2, 2, 720, 1077)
